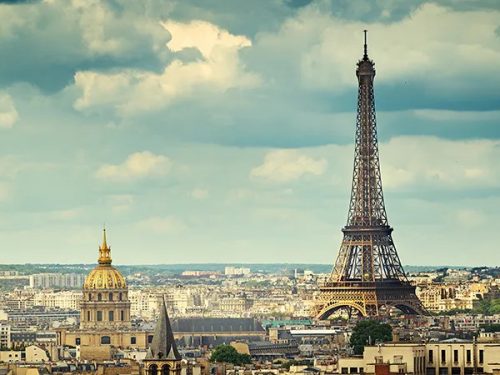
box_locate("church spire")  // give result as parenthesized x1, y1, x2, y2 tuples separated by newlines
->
(98, 227, 112, 265)
(147, 297, 181, 361)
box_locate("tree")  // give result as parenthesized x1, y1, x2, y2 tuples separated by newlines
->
(350, 320, 392, 355)
(480, 323, 500, 333)
(209, 345, 252, 365)
(474, 299, 500, 315)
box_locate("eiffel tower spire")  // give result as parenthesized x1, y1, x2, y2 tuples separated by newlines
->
(314, 32, 427, 318)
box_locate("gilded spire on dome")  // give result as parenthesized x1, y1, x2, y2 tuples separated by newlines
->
(98, 227, 112, 265)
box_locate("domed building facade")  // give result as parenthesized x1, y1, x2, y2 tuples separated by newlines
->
(56, 230, 153, 360)
(80, 229, 131, 330)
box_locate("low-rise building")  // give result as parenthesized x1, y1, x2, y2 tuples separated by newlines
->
(337, 341, 500, 375)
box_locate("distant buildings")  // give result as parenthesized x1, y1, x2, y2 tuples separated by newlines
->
(29, 273, 86, 289)
(33, 291, 82, 310)
(0, 322, 10, 349)
(224, 267, 251, 276)
(416, 282, 491, 313)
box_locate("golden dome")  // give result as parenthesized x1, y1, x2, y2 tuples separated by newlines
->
(83, 228, 127, 290)
(84, 265, 127, 290)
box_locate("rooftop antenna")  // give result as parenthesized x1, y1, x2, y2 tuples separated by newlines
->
(363, 30, 368, 60)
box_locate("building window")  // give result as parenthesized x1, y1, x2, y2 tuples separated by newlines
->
(149, 365, 158, 375)
(98, 293, 102, 301)
(148, 335, 154, 344)
(119, 292, 123, 301)
(441, 350, 446, 364)
(109, 311, 114, 322)
(341, 368, 348, 374)
(75, 338, 81, 345)
(131, 337, 136, 345)
(121, 310, 125, 321)
(109, 293, 113, 301)
(429, 350, 434, 363)
(97, 311, 103, 321)
(101, 336, 111, 345)
(89, 294, 92, 301)
(453, 350, 458, 363)
(466, 350, 471, 363)
(479, 350, 483, 364)
(162, 365, 170, 375)
(87, 311, 91, 321)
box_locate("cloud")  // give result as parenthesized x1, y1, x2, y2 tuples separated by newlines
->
(251, 3, 500, 97)
(108, 194, 134, 213)
(455, 209, 486, 227)
(96, 151, 172, 181)
(380, 136, 500, 190)
(136, 216, 186, 234)
(413, 109, 500, 122)
(251, 149, 327, 183)
(0, 183, 10, 202)
(47, 208, 81, 221)
(0, 0, 171, 91)
(191, 188, 208, 200)
(73, 20, 260, 115)
(0, 93, 18, 128)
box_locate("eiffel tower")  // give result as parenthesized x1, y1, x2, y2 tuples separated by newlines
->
(314, 31, 426, 318)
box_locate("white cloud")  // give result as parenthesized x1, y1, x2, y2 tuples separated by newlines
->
(455, 209, 486, 227)
(253, 3, 500, 91)
(0, 93, 18, 129)
(251, 149, 327, 183)
(48, 209, 81, 221)
(96, 151, 172, 181)
(0, 183, 10, 202)
(380, 136, 500, 189)
(74, 20, 260, 115)
(137, 216, 186, 234)
(191, 188, 208, 200)
(109, 194, 134, 213)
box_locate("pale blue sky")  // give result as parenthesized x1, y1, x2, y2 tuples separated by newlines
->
(0, 0, 499, 266)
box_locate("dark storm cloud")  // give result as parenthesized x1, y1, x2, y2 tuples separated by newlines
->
(167, 0, 295, 36)
(0, 0, 171, 92)
(286, 0, 314, 8)
(289, 0, 500, 23)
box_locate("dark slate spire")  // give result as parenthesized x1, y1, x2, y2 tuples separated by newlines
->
(147, 297, 181, 360)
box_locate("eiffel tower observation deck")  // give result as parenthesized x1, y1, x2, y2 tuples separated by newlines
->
(314, 31, 427, 318)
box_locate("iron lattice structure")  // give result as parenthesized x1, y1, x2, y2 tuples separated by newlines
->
(314, 32, 427, 318)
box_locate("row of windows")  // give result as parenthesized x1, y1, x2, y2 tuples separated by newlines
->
(86, 310, 126, 322)
(75, 335, 151, 346)
(428, 368, 484, 375)
(429, 349, 484, 364)
(88, 292, 125, 302)
(149, 364, 170, 375)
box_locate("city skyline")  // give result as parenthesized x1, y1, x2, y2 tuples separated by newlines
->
(0, 1, 499, 266)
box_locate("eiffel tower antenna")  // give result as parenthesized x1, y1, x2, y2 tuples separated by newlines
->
(313, 31, 427, 318)
(363, 30, 368, 60)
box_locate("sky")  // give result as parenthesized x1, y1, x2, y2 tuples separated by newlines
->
(0, 0, 499, 266)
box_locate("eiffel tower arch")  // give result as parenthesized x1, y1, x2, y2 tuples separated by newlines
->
(313, 31, 427, 319)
